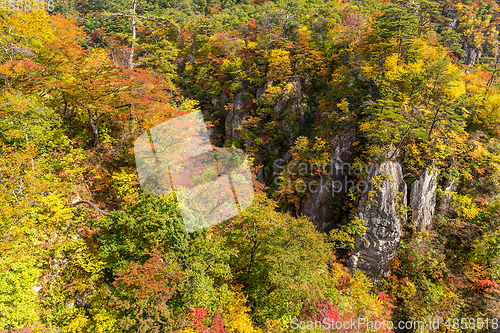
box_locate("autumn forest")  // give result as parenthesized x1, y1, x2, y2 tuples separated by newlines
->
(1, 0, 500, 331)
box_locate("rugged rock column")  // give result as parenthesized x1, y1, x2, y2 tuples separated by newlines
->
(225, 91, 245, 139)
(410, 168, 438, 231)
(438, 157, 459, 216)
(350, 161, 407, 282)
(301, 131, 355, 231)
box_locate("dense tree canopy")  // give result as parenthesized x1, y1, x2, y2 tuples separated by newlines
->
(1, 0, 500, 331)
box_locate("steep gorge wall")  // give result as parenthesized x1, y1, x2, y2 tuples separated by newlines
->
(349, 163, 444, 281)
(301, 131, 355, 231)
(350, 161, 407, 281)
(410, 168, 438, 231)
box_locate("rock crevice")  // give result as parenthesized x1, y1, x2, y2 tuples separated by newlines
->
(350, 161, 407, 281)
(410, 168, 438, 231)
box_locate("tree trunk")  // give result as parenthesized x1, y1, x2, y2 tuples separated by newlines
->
(128, 0, 137, 70)
(88, 110, 103, 147)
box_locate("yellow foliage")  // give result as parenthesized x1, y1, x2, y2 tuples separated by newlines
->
(62, 308, 90, 333)
(442, 64, 465, 99)
(283, 82, 294, 95)
(482, 93, 500, 123)
(337, 98, 349, 113)
(469, 144, 488, 159)
(297, 25, 311, 39)
(313, 136, 328, 151)
(406, 59, 424, 75)
(403, 142, 428, 171)
(358, 121, 372, 134)
(224, 285, 262, 333)
(267, 49, 291, 82)
(62, 237, 106, 285)
(384, 54, 401, 81)
(180, 98, 201, 113)
(269, 49, 290, 61)
(111, 170, 139, 205)
(246, 41, 258, 50)
(465, 262, 489, 282)
(86, 288, 121, 333)
(221, 57, 242, 74)
(420, 44, 440, 63)
(263, 319, 284, 333)
(260, 84, 283, 106)
(451, 194, 481, 221)
(361, 62, 374, 78)
(445, 80, 466, 99)
(37, 191, 73, 227)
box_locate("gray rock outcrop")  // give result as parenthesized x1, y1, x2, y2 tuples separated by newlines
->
(410, 168, 438, 231)
(463, 42, 482, 66)
(438, 177, 458, 216)
(444, 10, 459, 29)
(225, 91, 245, 139)
(350, 161, 407, 282)
(438, 158, 459, 216)
(301, 181, 337, 232)
(301, 131, 355, 231)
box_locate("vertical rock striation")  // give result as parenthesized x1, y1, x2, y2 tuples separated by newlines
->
(350, 161, 407, 282)
(438, 157, 459, 216)
(301, 131, 355, 231)
(463, 42, 482, 66)
(410, 168, 438, 231)
(225, 91, 245, 140)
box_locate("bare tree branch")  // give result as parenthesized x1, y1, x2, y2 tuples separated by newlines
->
(71, 200, 108, 216)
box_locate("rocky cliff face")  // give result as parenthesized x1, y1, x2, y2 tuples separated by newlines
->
(224, 76, 307, 142)
(221, 79, 356, 233)
(463, 42, 482, 66)
(438, 176, 458, 216)
(441, 9, 482, 67)
(410, 168, 438, 231)
(225, 91, 246, 140)
(222, 77, 310, 182)
(274, 75, 308, 138)
(438, 158, 459, 216)
(350, 161, 407, 282)
(444, 10, 459, 29)
(301, 131, 355, 232)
